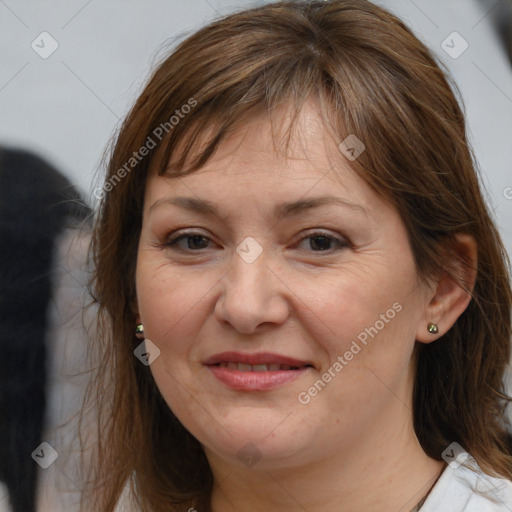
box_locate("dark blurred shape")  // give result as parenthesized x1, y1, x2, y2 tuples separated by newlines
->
(0, 147, 90, 512)
(478, 0, 512, 62)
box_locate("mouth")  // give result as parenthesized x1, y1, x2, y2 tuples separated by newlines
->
(203, 351, 314, 370)
(203, 352, 314, 391)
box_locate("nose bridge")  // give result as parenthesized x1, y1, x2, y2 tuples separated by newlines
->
(228, 248, 271, 305)
(229, 235, 270, 292)
(215, 244, 288, 332)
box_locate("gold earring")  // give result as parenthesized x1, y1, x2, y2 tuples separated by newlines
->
(427, 323, 439, 334)
(135, 323, 144, 335)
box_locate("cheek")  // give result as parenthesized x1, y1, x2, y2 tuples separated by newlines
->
(295, 260, 422, 419)
(135, 257, 215, 353)
(135, 260, 214, 423)
(295, 258, 417, 357)
(295, 270, 418, 429)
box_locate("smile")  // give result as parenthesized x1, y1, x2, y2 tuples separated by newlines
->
(204, 352, 314, 391)
(215, 362, 305, 371)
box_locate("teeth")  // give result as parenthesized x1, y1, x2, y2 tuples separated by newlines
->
(217, 362, 303, 371)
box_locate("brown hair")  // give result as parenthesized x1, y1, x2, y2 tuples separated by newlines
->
(83, 1, 512, 510)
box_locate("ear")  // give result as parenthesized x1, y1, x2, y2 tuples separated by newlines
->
(416, 233, 477, 344)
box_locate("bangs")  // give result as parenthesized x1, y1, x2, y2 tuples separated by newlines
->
(150, 50, 339, 178)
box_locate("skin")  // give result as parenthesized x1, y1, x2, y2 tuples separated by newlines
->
(135, 101, 476, 511)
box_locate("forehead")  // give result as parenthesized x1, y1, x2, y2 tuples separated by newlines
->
(146, 102, 374, 205)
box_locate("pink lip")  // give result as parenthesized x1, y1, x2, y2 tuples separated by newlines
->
(203, 351, 313, 391)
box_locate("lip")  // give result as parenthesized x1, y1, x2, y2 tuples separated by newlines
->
(203, 351, 314, 391)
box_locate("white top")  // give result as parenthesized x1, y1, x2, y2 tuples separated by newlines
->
(421, 456, 512, 511)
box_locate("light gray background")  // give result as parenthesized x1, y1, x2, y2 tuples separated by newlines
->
(1, 0, 512, 257)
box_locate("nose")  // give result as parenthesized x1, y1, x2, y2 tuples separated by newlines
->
(214, 250, 290, 334)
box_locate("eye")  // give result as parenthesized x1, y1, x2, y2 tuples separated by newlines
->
(295, 232, 349, 252)
(162, 230, 348, 253)
(165, 231, 213, 251)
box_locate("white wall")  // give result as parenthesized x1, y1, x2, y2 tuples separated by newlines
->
(1, 0, 511, 255)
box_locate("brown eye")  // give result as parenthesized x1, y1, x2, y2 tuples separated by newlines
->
(309, 235, 333, 251)
(296, 232, 348, 252)
(166, 232, 211, 250)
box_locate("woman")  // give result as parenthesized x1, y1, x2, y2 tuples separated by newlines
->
(84, 1, 512, 510)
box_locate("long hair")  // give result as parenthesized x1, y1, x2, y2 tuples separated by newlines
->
(83, 1, 512, 510)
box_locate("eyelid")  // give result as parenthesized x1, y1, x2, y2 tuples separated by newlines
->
(166, 228, 209, 241)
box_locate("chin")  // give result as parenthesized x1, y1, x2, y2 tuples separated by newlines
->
(185, 411, 314, 470)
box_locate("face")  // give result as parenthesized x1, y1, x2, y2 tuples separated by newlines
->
(135, 102, 431, 471)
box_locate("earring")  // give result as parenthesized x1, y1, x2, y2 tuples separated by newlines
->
(135, 323, 144, 336)
(427, 323, 439, 334)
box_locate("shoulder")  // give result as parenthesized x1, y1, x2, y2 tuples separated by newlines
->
(422, 455, 512, 511)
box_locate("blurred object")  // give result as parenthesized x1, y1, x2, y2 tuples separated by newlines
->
(0, 148, 90, 512)
(478, 0, 512, 62)
(34, 226, 96, 512)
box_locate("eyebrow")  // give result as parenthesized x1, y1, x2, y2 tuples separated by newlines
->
(148, 195, 368, 219)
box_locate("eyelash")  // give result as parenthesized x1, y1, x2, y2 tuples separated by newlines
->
(163, 230, 349, 253)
